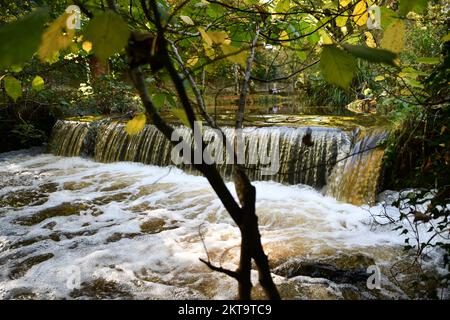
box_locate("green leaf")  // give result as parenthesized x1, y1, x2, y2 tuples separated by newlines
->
(152, 93, 166, 109)
(0, 8, 49, 70)
(125, 113, 146, 136)
(343, 45, 397, 66)
(380, 7, 396, 30)
(32, 76, 45, 92)
(320, 45, 356, 90)
(442, 33, 450, 42)
(374, 75, 385, 81)
(399, 0, 428, 16)
(417, 57, 440, 64)
(83, 11, 131, 61)
(172, 109, 191, 128)
(220, 44, 248, 67)
(3, 76, 22, 102)
(275, 0, 290, 13)
(381, 20, 405, 54)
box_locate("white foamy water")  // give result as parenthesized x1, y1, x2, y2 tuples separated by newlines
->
(0, 149, 447, 299)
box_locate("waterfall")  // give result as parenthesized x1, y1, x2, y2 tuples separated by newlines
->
(325, 129, 388, 205)
(48, 120, 387, 203)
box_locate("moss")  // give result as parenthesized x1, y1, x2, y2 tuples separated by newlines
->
(69, 278, 133, 299)
(9, 253, 54, 279)
(93, 192, 131, 205)
(14, 202, 87, 226)
(105, 232, 140, 243)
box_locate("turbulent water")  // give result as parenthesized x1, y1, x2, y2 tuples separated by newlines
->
(0, 148, 447, 299)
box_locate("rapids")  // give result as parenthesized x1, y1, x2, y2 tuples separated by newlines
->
(0, 148, 447, 299)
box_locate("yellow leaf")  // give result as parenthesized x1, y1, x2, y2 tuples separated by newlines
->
(440, 126, 447, 135)
(340, 0, 351, 6)
(336, 15, 348, 28)
(32, 76, 45, 91)
(221, 44, 248, 67)
(203, 43, 216, 60)
(38, 13, 75, 63)
(319, 30, 333, 44)
(381, 20, 405, 53)
(279, 30, 290, 46)
(198, 27, 212, 46)
(365, 31, 376, 48)
(442, 33, 450, 42)
(82, 41, 92, 53)
(207, 31, 229, 44)
(187, 56, 198, 67)
(353, 1, 368, 26)
(180, 15, 194, 25)
(125, 113, 146, 136)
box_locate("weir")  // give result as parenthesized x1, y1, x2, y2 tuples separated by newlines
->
(49, 120, 387, 204)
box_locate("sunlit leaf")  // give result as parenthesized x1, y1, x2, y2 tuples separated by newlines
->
(125, 113, 147, 136)
(319, 30, 333, 44)
(374, 75, 385, 81)
(203, 43, 216, 59)
(416, 57, 440, 64)
(365, 31, 376, 48)
(198, 27, 213, 46)
(3, 76, 22, 102)
(353, 1, 368, 26)
(32, 76, 45, 92)
(207, 31, 229, 44)
(221, 44, 248, 67)
(0, 8, 49, 70)
(279, 30, 290, 46)
(381, 20, 405, 53)
(84, 11, 130, 61)
(187, 56, 199, 67)
(336, 15, 348, 28)
(320, 45, 356, 89)
(82, 41, 92, 53)
(275, 0, 290, 13)
(180, 15, 194, 25)
(38, 13, 75, 63)
(340, 0, 351, 6)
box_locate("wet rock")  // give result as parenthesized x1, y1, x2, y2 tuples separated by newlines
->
(39, 182, 58, 193)
(274, 259, 370, 285)
(0, 189, 48, 208)
(42, 221, 57, 230)
(93, 193, 131, 205)
(62, 181, 93, 191)
(14, 202, 87, 226)
(9, 253, 54, 279)
(139, 218, 178, 234)
(69, 278, 133, 299)
(105, 232, 140, 243)
(100, 182, 132, 192)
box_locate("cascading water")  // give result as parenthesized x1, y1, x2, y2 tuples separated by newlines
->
(48, 120, 386, 204)
(325, 129, 389, 205)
